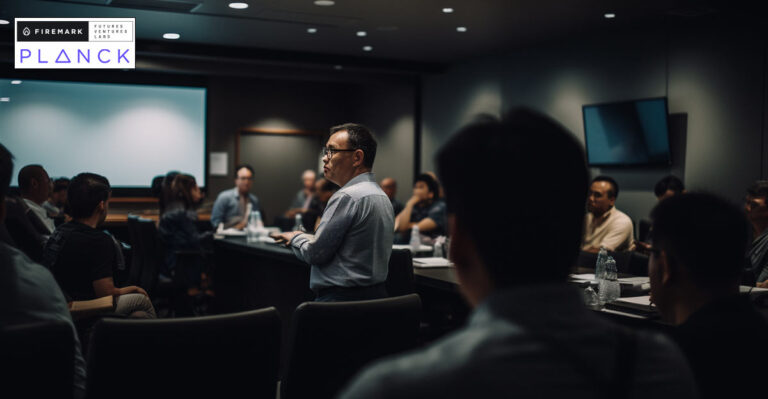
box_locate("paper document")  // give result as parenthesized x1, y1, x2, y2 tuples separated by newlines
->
(570, 273, 595, 281)
(393, 244, 433, 252)
(612, 296, 656, 311)
(413, 257, 453, 268)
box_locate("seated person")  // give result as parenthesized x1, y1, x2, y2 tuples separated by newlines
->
(43, 177, 69, 219)
(17, 164, 55, 235)
(648, 192, 768, 398)
(158, 173, 212, 294)
(380, 177, 404, 216)
(3, 194, 48, 262)
(285, 169, 317, 219)
(744, 180, 768, 286)
(394, 173, 447, 243)
(305, 177, 340, 232)
(636, 175, 686, 250)
(582, 175, 634, 252)
(0, 144, 86, 398)
(210, 164, 262, 229)
(340, 108, 696, 399)
(43, 173, 156, 318)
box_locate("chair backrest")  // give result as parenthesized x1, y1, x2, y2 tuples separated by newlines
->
(638, 218, 652, 243)
(627, 251, 649, 276)
(386, 249, 415, 297)
(1, 320, 75, 399)
(282, 294, 422, 399)
(3, 196, 47, 262)
(124, 215, 143, 286)
(131, 217, 164, 293)
(86, 307, 281, 398)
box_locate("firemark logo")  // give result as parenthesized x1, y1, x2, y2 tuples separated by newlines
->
(15, 18, 135, 69)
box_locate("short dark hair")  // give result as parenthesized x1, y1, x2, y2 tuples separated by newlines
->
(0, 144, 13, 200)
(651, 192, 750, 288)
(235, 164, 255, 176)
(17, 164, 46, 194)
(592, 175, 619, 199)
(747, 180, 768, 199)
(437, 108, 588, 287)
(330, 123, 377, 169)
(654, 175, 684, 198)
(67, 173, 111, 219)
(414, 173, 440, 199)
(171, 174, 199, 210)
(52, 178, 70, 193)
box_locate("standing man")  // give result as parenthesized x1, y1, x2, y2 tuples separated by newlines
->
(210, 164, 262, 229)
(582, 175, 634, 252)
(274, 123, 394, 302)
(380, 177, 404, 216)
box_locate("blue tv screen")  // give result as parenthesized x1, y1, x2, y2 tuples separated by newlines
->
(582, 98, 671, 166)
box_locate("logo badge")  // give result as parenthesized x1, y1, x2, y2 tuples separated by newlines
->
(15, 18, 135, 69)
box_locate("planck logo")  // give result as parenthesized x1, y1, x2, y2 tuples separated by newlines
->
(15, 18, 135, 69)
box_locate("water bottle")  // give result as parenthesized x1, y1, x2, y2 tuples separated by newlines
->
(582, 285, 600, 310)
(595, 246, 608, 280)
(598, 256, 621, 306)
(293, 214, 304, 232)
(433, 236, 444, 258)
(247, 211, 263, 243)
(409, 225, 421, 253)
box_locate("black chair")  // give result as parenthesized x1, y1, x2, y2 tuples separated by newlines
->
(638, 218, 652, 243)
(386, 248, 415, 297)
(3, 195, 48, 262)
(86, 307, 282, 399)
(627, 251, 649, 276)
(1, 320, 75, 399)
(281, 294, 422, 399)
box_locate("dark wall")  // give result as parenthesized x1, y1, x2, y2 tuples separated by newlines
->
(421, 17, 768, 226)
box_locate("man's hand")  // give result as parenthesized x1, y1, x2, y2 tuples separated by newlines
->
(757, 280, 768, 289)
(406, 194, 421, 207)
(234, 219, 248, 230)
(272, 231, 301, 247)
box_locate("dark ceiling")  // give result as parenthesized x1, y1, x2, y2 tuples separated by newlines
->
(0, 0, 737, 67)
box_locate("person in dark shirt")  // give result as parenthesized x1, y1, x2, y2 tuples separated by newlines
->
(304, 177, 339, 232)
(394, 173, 447, 243)
(648, 192, 768, 398)
(158, 173, 212, 295)
(380, 177, 404, 216)
(43, 173, 155, 318)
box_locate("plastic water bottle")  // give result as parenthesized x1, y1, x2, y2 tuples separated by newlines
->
(409, 225, 421, 253)
(293, 214, 304, 232)
(595, 246, 608, 280)
(598, 256, 621, 305)
(247, 211, 263, 243)
(433, 236, 445, 258)
(582, 285, 600, 310)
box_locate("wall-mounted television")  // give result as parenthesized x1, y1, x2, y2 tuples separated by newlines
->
(582, 97, 671, 166)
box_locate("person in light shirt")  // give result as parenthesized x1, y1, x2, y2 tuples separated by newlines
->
(582, 175, 634, 252)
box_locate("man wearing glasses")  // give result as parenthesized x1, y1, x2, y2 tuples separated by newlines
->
(210, 164, 262, 229)
(273, 123, 394, 302)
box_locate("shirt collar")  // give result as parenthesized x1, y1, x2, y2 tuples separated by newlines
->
(591, 206, 615, 222)
(341, 172, 376, 189)
(470, 282, 586, 327)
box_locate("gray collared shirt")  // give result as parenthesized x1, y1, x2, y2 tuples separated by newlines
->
(210, 187, 261, 228)
(290, 172, 394, 292)
(339, 283, 698, 399)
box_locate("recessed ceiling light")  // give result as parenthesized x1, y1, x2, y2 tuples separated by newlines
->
(163, 33, 180, 40)
(362, 45, 373, 52)
(604, 13, 616, 19)
(0, 19, 10, 25)
(229, 2, 248, 9)
(10, 80, 22, 85)
(314, 0, 335, 6)
(456, 26, 467, 32)
(334, 65, 343, 70)
(356, 31, 367, 37)
(442, 8, 454, 13)
(307, 28, 317, 34)
(0, 97, 10, 102)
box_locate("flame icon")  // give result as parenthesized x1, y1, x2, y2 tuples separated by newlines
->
(23, 27, 30, 36)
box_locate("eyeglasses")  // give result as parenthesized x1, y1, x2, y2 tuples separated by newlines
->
(322, 147, 356, 158)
